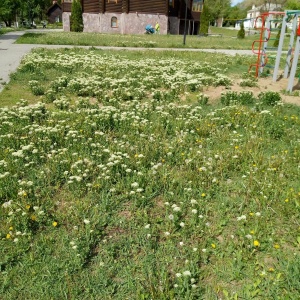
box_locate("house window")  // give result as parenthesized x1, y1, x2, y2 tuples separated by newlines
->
(111, 17, 118, 28)
(192, 0, 203, 12)
(169, 0, 174, 7)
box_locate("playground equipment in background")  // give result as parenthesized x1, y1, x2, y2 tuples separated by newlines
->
(249, 10, 300, 92)
(249, 11, 285, 78)
(272, 10, 300, 92)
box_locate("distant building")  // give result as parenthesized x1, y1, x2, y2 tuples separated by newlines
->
(235, 3, 282, 29)
(62, 0, 204, 34)
(47, 0, 62, 23)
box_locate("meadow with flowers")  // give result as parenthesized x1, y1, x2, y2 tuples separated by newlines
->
(1, 48, 300, 299)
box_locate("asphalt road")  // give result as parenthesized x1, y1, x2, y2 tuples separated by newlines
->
(0, 30, 254, 93)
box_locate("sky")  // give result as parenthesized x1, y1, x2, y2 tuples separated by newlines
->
(231, 0, 243, 5)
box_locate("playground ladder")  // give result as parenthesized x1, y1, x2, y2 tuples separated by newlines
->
(249, 12, 285, 77)
(272, 10, 300, 92)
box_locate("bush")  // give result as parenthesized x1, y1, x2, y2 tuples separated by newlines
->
(220, 90, 255, 106)
(198, 93, 209, 105)
(70, 0, 84, 32)
(258, 91, 281, 106)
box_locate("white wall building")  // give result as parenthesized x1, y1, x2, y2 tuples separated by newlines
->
(235, 3, 282, 30)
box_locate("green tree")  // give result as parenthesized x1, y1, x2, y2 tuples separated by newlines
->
(237, 21, 245, 38)
(70, 0, 84, 32)
(208, 0, 231, 24)
(0, 0, 21, 26)
(226, 6, 247, 26)
(0, 0, 61, 27)
(284, 0, 300, 9)
(199, 1, 210, 34)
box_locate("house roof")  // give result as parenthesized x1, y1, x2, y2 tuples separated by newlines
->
(46, 2, 62, 15)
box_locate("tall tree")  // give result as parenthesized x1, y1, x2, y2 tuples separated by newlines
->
(202, 0, 232, 25)
(284, 0, 300, 9)
(0, 0, 21, 26)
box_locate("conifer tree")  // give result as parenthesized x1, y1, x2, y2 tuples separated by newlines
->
(199, 2, 210, 35)
(237, 21, 245, 39)
(70, 0, 83, 32)
(273, 23, 282, 47)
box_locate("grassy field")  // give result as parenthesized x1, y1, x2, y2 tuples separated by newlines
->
(15, 26, 292, 50)
(0, 47, 300, 299)
(0, 27, 18, 35)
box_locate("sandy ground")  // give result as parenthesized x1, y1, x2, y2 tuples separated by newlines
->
(205, 76, 300, 105)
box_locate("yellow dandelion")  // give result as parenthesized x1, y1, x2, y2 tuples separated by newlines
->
(52, 221, 58, 227)
(201, 193, 206, 197)
(26, 204, 31, 210)
(249, 212, 254, 216)
(285, 198, 289, 203)
(253, 240, 260, 247)
(6, 233, 11, 239)
(31, 215, 36, 221)
(274, 244, 280, 249)
(9, 226, 13, 231)
(268, 268, 275, 272)
(211, 243, 216, 249)
(250, 230, 255, 235)
(235, 146, 239, 149)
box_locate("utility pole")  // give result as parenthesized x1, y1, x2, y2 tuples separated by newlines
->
(183, 0, 188, 45)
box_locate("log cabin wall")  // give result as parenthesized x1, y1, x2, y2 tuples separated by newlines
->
(63, 0, 202, 34)
(106, 0, 122, 13)
(82, 0, 99, 13)
(128, 0, 167, 14)
(62, 2, 72, 12)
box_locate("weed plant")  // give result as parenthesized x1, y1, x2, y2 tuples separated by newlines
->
(0, 49, 300, 299)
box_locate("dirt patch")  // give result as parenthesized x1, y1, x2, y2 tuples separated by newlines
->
(204, 76, 300, 105)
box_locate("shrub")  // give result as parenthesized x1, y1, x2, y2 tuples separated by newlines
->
(240, 78, 258, 87)
(29, 80, 45, 96)
(220, 91, 239, 106)
(258, 91, 281, 106)
(220, 91, 255, 106)
(239, 91, 255, 105)
(198, 93, 209, 105)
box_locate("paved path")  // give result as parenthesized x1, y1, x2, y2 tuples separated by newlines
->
(0, 30, 254, 93)
(0, 32, 35, 92)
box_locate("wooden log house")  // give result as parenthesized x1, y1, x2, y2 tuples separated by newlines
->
(62, 0, 204, 34)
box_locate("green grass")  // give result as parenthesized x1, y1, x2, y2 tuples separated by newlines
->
(0, 48, 300, 299)
(15, 30, 256, 50)
(0, 27, 18, 35)
(15, 26, 292, 50)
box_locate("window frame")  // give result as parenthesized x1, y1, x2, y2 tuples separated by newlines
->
(192, 0, 203, 12)
(111, 16, 118, 28)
